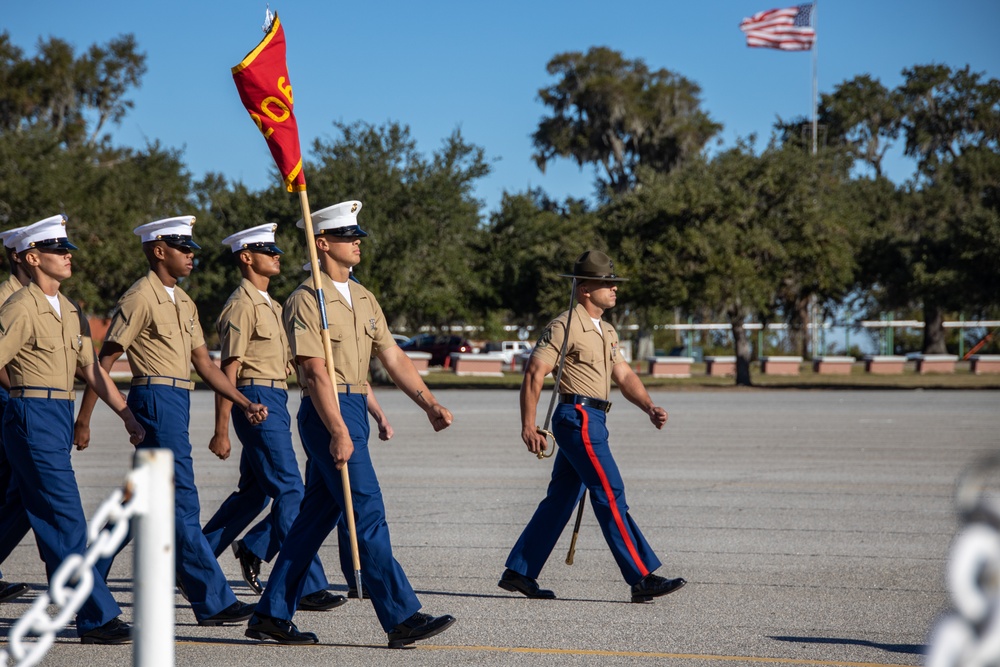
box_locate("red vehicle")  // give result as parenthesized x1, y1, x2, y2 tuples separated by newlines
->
(400, 334, 473, 366)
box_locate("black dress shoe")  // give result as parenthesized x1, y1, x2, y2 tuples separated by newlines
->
(198, 600, 257, 626)
(80, 617, 132, 644)
(387, 611, 456, 648)
(497, 568, 556, 599)
(176, 577, 190, 601)
(297, 590, 348, 611)
(245, 613, 318, 645)
(0, 580, 28, 604)
(630, 574, 687, 603)
(347, 587, 371, 600)
(232, 540, 263, 595)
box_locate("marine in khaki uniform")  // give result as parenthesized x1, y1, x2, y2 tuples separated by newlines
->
(76, 215, 265, 627)
(201, 223, 344, 612)
(0, 224, 97, 605)
(0, 215, 145, 643)
(499, 250, 687, 603)
(0, 225, 30, 605)
(247, 200, 455, 648)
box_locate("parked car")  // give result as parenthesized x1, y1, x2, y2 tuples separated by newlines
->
(482, 340, 532, 366)
(369, 333, 414, 385)
(400, 334, 474, 366)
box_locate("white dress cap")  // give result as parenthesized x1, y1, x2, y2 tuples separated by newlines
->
(297, 200, 368, 237)
(221, 223, 282, 254)
(0, 225, 26, 250)
(133, 215, 201, 250)
(12, 214, 78, 253)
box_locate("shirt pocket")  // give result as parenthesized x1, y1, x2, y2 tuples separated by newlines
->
(254, 317, 278, 340)
(326, 325, 344, 343)
(152, 317, 178, 341)
(32, 335, 62, 353)
(576, 348, 600, 368)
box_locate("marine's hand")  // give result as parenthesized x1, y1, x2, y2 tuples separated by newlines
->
(73, 420, 91, 451)
(209, 433, 231, 460)
(522, 425, 549, 455)
(377, 419, 394, 441)
(245, 402, 268, 425)
(426, 404, 453, 432)
(648, 406, 668, 430)
(329, 432, 354, 470)
(124, 416, 146, 446)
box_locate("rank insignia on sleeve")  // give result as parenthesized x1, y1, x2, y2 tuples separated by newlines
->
(369, 317, 377, 333)
(293, 316, 307, 331)
(536, 327, 553, 349)
(228, 322, 242, 334)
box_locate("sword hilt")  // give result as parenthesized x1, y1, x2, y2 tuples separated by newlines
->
(535, 427, 555, 460)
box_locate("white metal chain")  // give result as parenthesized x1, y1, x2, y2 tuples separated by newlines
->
(928, 455, 1000, 667)
(1, 473, 141, 667)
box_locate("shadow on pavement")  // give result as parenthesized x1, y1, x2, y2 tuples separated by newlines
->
(770, 635, 924, 655)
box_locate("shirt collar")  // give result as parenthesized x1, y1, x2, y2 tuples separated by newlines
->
(239, 278, 273, 307)
(145, 270, 188, 305)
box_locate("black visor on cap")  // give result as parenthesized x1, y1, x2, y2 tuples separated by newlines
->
(31, 237, 79, 251)
(241, 242, 283, 255)
(158, 234, 201, 251)
(319, 225, 368, 238)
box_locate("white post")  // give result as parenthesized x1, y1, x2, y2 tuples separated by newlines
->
(131, 449, 175, 667)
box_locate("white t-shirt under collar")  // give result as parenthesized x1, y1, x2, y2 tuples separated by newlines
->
(333, 280, 353, 308)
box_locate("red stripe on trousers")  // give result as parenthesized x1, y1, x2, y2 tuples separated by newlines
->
(577, 405, 649, 578)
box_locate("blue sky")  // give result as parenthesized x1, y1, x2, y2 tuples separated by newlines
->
(6, 1, 999, 215)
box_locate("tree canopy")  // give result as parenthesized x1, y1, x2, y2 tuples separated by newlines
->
(533, 46, 721, 198)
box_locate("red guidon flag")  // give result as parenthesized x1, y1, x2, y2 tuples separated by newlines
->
(232, 14, 306, 192)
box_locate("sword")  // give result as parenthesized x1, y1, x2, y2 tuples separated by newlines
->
(565, 492, 586, 565)
(535, 278, 577, 460)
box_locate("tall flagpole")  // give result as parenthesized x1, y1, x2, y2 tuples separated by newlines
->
(811, 0, 819, 156)
(810, 1, 820, 356)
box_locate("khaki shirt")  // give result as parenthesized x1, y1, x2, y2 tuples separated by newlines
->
(531, 303, 622, 401)
(105, 271, 205, 378)
(0, 274, 22, 305)
(217, 279, 291, 380)
(0, 283, 93, 390)
(283, 272, 395, 386)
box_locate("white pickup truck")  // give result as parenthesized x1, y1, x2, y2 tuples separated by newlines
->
(483, 340, 532, 366)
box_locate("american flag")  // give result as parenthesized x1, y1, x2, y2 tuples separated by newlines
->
(740, 4, 816, 51)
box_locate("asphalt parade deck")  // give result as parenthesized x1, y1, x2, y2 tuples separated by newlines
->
(2, 388, 998, 666)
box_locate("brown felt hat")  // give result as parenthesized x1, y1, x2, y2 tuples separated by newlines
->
(558, 250, 627, 281)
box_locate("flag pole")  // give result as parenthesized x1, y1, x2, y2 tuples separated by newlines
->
(297, 189, 363, 600)
(811, 0, 818, 155)
(810, 1, 819, 355)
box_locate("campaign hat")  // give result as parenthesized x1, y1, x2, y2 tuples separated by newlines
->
(558, 250, 627, 281)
